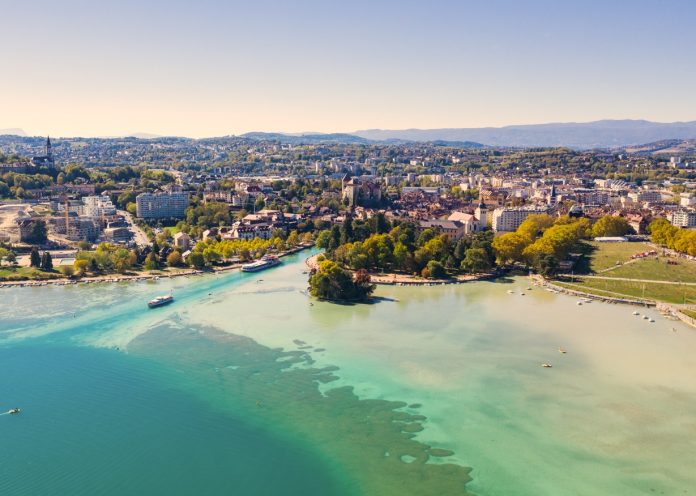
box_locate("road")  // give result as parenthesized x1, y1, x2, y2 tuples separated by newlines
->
(118, 209, 150, 247)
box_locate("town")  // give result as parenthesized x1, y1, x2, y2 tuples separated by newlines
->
(2, 133, 696, 298)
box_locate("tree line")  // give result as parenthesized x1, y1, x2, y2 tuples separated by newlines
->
(315, 214, 495, 279)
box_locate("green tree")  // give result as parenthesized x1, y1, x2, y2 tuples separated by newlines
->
(308, 260, 374, 301)
(492, 232, 529, 264)
(461, 247, 492, 273)
(143, 252, 159, 271)
(74, 259, 89, 276)
(315, 230, 332, 249)
(27, 220, 48, 244)
(188, 251, 205, 269)
(426, 260, 447, 279)
(112, 248, 135, 273)
(167, 250, 183, 267)
(40, 251, 53, 271)
(60, 265, 75, 277)
(591, 215, 632, 238)
(30, 247, 41, 268)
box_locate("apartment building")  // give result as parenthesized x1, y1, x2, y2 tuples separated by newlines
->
(492, 206, 549, 232)
(136, 191, 190, 219)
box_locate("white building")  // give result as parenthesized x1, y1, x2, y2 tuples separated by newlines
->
(671, 210, 696, 228)
(680, 193, 696, 208)
(628, 191, 663, 203)
(136, 191, 190, 219)
(492, 206, 549, 232)
(82, 195, 116, 218)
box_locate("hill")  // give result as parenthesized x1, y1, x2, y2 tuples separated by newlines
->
(241, 132, 373, 145)
(623, 139, 696, 156)
(0, 128, 27, 137)
(352, 120, 696, 149)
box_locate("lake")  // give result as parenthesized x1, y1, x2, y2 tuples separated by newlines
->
(2, 250, 695, 495)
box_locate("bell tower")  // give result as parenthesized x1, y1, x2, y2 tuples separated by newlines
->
(45, 136, 55, 168)
(475, 193, 488, 230)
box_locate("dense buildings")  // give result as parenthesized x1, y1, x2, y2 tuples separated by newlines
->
(136, 191, 190, 219)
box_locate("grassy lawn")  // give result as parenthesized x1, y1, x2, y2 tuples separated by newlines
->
(0, 266, 61, 281)
(556, 277, 696, 305)
(680, 309, 696, 320)
(601, 257, 696, 283)
(581, 241, 654, 272)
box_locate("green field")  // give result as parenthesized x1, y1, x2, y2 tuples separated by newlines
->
(680, 309, 696, 320)
(556, 278, 696, 305)
(602, 257, 696, 283)
(556, 241, 696, 304)
(583, 241, 654, 272)
(0, 266, 60, 281)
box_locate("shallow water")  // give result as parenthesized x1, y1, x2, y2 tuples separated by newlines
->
(2, 251, 696, 495)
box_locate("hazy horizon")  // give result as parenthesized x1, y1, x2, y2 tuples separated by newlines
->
(2, 0, 695, 138)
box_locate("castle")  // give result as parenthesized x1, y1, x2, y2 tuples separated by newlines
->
(341, 173, 382, 207)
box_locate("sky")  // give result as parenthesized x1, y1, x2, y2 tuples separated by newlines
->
(1, 0, 695, 138)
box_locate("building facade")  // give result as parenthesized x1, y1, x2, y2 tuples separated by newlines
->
(671, 210, 696, 228)
(136, 191, 190, 219)
(492, 206, 549, 232)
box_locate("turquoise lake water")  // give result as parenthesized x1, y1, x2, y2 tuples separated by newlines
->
(2, 250, 696, 495)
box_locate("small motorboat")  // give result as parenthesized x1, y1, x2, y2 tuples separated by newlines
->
(649, 318, 655, 323)
(642, 315, 649, 320)
(8, 408, 20, 414)
(541, 363, 552, 368)
(507, 290, 515, 294)
(632, 311, 640, 316)
(520, 292, 526, 296)
(577, 301, 583, 306)
(558, 347, 567, 354)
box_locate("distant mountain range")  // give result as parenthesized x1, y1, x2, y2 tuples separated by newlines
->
(0, 128, 27, 137)
(241, 132, 374, 145)
(353, 120, 696, 149)
(3, 120, 696, 149)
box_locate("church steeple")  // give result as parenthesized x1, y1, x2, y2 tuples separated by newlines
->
(45, 136, 55, 167)
(475, 191, 488, 229)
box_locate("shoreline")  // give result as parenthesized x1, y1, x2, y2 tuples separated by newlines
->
(305, 253, 498, 286)
(0, 244, 313, 289)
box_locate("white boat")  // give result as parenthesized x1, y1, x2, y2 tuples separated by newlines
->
(241, 255, 282, 273)
(633, 311, 640, 316)
(541, 363, 552, 368)
(148, 294, 174, 308)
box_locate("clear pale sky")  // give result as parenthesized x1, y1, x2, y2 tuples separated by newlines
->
(1, 0, 695, 138)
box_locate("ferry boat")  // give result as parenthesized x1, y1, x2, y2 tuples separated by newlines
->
(241, 255, 282, 273)
(148, 294, 174, 308)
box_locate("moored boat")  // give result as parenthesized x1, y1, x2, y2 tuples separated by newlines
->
(241, 255, 282, 273)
